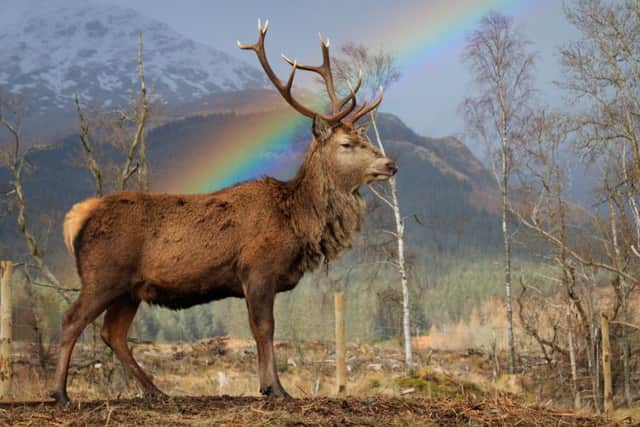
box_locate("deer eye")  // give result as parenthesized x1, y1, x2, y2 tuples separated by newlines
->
(340, 141, 354, 149)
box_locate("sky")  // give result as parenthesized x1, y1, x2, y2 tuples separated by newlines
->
(1, 0, 580, 145)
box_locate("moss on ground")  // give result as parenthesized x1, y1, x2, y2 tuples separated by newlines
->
(397, 367, 485, 398)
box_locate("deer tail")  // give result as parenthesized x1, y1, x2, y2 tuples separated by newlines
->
(63, 197, 101, 257)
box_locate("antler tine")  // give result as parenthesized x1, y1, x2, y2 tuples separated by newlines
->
(317, 34, 341, 113)
(328, 84, 358, 122)
(240, 22, 367, 124)
(238, 20, 323, 120)
(345, 86, 384, 124)
(281, 33, 361, 120)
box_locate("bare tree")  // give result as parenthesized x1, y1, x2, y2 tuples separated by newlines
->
(0, 91, 66, 293)
(328, 42, 413, 365)
(331, 42, 400, 99)
(120, 33, 150, 192)
(560, 0, 640, 406)
(75, 96, 103, 197)
(75, 33, 152, 194)
(514, 105, 640, 411)
(515, 109, 598, 408)
(461, 12, 536, 374)
(368, 113, 413, 366)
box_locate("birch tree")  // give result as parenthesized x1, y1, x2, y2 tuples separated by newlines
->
(461, 12, 536, 374)
(330, 43, 413, 365)
(368, 110, 412, 366)
(515, 109, 598, 408)
(515, 110, 640, 411)
(560, 0, 640, 406)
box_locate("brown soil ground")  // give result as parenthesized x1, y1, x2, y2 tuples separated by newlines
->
(0, 395, 624, 426)
(7, 337, 640, 426)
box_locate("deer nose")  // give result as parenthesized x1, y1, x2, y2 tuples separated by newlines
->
(384, 159, 398, 176)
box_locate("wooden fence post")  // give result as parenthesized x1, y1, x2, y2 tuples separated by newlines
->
(335, 291, 346, 395)
(601, 312, 613, 417)
(0, 261, 12, 399)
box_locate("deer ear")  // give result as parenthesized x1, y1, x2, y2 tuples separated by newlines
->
(312, 116, 332, 141)
(356, 122, 370, 137)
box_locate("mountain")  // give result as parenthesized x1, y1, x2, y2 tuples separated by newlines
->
(373, 114, 502, 255)
(0, 1, 267, 138)
(0, 108, 503, 272)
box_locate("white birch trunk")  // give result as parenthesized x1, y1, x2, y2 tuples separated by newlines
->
(568, 327, 581, 409)
(607, 192, 632, 407)
(370, 115, 412, 366)
(498, 94, 515, 375)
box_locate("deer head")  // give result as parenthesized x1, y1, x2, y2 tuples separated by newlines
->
(238, 20, 397, 193)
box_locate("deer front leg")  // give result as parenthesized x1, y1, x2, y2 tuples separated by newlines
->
(244, 286, 290, 398)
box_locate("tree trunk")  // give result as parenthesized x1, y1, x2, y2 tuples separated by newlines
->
(120, 33, 149, 192)
(593, 322, 602, 414)
(601, 312, 613, 418)
(370, 115, 412, 366)
(138, 132, 149, 191)
(136, 32, 149, 192)
(392, 185, 412, 367)
(585, 332, 598, 413)
(500, 107, 515, 375)
(13, 159, 65, 297)
(607, 191, 632, 407)
(568, 328, 581, 410)
(75, 96, 103, 197)
(622, 323, 632, 407)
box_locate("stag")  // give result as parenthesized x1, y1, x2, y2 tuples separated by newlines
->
(50, 21, 397, 404)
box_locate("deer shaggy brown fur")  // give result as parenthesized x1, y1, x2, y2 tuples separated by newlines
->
(51, 122, 397, 403)
(50, 23, 396, 404)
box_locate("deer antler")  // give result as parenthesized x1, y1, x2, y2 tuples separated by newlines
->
(238, 20, 362, 124)
(343, 86, 384, 125)
(281, 34, 363, 115)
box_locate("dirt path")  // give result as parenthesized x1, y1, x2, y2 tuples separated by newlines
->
(0, 396, 620, 426)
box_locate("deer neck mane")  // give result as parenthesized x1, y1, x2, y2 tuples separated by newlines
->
(283, 139, 365, 272)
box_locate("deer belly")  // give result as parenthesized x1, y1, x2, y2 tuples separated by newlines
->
(134, 266, 243, 310)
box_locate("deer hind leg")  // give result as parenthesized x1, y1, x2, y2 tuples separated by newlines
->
(101, 296, 165, 398)
(50, 291, 115, 405)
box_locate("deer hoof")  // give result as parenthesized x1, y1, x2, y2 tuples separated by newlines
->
(259, 385, 273, 396)
(143, 389, 168, 402)
(260, 385, 292, 399)
(49, 390, 70, 406)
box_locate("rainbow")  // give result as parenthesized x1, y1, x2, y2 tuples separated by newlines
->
(370, 0, 536, 72)
(161, 109, 308, 193)
(162, 0, 536, 194)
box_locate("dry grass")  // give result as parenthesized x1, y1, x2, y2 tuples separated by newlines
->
(5, 336, 638, 425)
(0, 395, 620, 426)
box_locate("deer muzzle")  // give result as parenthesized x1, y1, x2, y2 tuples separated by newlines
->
(366, 158, 398, 182)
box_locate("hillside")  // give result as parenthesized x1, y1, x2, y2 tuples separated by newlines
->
(0, 108, 503, 266)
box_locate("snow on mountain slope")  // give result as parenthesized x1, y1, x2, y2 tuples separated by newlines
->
(0, 1, 267, 115)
